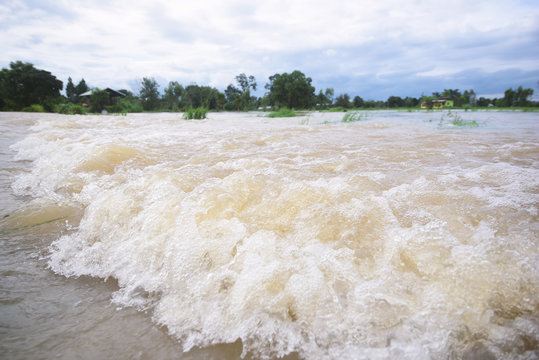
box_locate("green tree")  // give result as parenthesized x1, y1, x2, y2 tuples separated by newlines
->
(387, 96, 404, 108)
(404, 97, 419, 107)
(515, 86, 533, 106)
(75, 79, 89, 98)
(0, 61, 63, 110)
(225, 74, 257, 111)
(139, 77, 160, 111)
(66, 77, 76, 102)
(225, 84, 242, 110)
(89, 89, 110, 113)
(353, 96, 364, 108)
(163, 81, 184, 110)
(181, 84, 223, 110)
(334, 93, 352, 108)
(316, 88, 334, 108)
(265, 70, 315, 109)
(235, 73, 257, 92)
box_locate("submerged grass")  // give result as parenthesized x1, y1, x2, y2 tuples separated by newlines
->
(439, 110, 479, 128)
(183, 107, 208, 120)
(342, 112, 367, 123)
(266, 108, 298, 118)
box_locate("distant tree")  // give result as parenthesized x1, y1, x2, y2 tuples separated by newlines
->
(0, 61, 63, 110)
(387, 96, 404, 108)
(363, 100, 376, 108)
(498, 86, 533, 107)
(476, 97, 491, 107)
(265, 70, 315, 109)
(75, 79, 89, 97)
(334, 93, 352, 108)
(66, 77, 76, 102)
(163, 81, 184, 110)
(235, 73, 257, 92)
(404, 97, 419, 107)
(353, 96, 364, 108)
(224, 74, 257, 111)
(316, 88, 333, 108)
(224, 84, 242, 110)
(89, 89, 110, 113)
(139, 77, 160, 111)
(181, 84, 223, 110)
(514, 86, 533, 106)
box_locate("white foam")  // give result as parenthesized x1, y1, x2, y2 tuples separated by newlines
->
(9, 112, 538, 359)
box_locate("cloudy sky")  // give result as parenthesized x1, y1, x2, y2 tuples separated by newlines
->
(1, 0, 538, 100)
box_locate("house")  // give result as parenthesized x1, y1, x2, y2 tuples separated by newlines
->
(420, 98, 454, 109)
(433, 98, 454, 109)
(80, 88, 126, 106)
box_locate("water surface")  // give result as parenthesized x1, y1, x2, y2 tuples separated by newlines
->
(1, 110, 538, 359)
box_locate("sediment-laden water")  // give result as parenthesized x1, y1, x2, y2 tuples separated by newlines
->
(1, 110, 538, 359)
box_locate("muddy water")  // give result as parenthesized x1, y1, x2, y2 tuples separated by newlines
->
(1, 110, 538, 359)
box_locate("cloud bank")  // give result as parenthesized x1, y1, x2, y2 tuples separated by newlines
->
(1, 0, 538, 99)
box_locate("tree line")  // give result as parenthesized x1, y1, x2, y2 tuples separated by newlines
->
(0, 60, 536, 114)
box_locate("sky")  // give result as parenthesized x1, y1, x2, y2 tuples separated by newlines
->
(1, 0, 538, 100)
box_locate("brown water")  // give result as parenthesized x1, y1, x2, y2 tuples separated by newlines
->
(1, 111, 538, 359)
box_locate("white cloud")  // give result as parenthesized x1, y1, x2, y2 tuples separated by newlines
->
(1, 0, 538, 98)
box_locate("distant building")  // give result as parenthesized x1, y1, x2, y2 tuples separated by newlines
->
(80, 88, 126, 106)
(420, 98, 454, 109)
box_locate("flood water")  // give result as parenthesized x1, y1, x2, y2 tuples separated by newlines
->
(1, 110, 538, 359)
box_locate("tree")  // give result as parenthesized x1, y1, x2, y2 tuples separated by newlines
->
(66, 77, 76, 102)
(225, 74, 257, 111)
(387, 96, 404, 108)
(353, 96, 364, 108)
(75, 79, 89, 97)
(181, 84, 223, 110)
(139, 77, 160, 111)
(334, 93, 352, 108)
(89, 89, 110, 113)
(235, 73, 257, 92)
(224, 84, 242, 110)
(163, 81, 184, 110)
(265, 70, 315, 109)
(0, 61, 63, 110)
(515, 86, 533, 106)
(403, 97, 419, 107)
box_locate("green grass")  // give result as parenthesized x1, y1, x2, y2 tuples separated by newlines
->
(266, 108, 298, 118)
(342, 112, 366, 122)
(183, 107, 208, 119)
(22, 104, 46, 112)
(439, 111, 479, 128)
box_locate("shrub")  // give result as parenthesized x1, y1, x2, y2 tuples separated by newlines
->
(22, 104, 45, 112)
(266, 108, 297, 118)
(183, 107, 208, 119)
(55, 103, 86, 114)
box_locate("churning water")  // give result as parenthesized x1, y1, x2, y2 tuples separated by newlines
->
(1, 110, 538, 359)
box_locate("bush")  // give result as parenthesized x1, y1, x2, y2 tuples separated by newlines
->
(22, 104, 46, 112)
(183, 107, 208, 119)
(266, 108, 297, 118)
(55, 103, 86, 114)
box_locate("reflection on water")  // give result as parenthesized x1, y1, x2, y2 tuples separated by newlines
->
(1, 111, 538, 359)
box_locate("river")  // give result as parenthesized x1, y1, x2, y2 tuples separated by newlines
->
(1, 110, 538, 359)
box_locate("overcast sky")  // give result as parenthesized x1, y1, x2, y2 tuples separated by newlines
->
(1, 0, 538, 100)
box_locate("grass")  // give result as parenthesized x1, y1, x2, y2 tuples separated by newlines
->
(439, 110, 479, 128)
(342, 112, 366, 123)
(183, 107, 208, 119)
(266, 108, 298, 118)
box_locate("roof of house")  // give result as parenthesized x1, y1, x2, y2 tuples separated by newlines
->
(79, 88, 126, 97)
